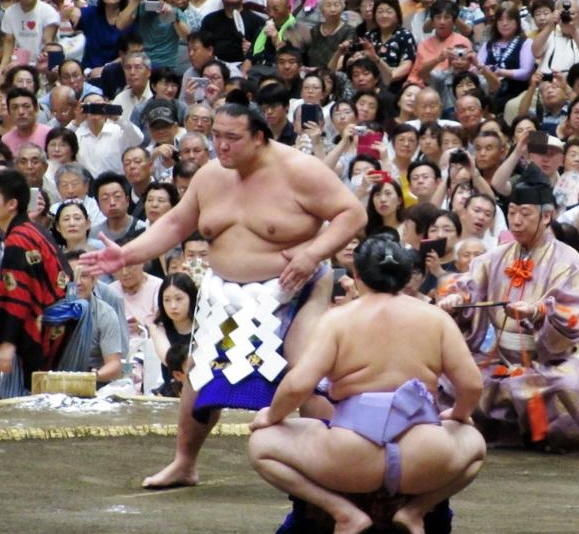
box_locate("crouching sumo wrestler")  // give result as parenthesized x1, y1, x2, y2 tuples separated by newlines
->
(249, 235, 487, 534)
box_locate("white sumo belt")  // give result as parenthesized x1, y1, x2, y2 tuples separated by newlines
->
(189, 269, 294, 391)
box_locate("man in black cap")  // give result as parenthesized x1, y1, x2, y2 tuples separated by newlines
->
(143, 99, 185, 182)
(439, 162, 579, 451)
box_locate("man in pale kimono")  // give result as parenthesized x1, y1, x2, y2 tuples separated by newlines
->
(438, 162, 579, 451)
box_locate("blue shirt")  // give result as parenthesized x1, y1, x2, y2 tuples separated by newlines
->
(77, 6, 134, 69)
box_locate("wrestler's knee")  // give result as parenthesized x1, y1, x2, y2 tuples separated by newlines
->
(248, 428, 275, 467)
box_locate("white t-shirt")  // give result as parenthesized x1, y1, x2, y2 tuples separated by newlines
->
(1, 1, 60, 63)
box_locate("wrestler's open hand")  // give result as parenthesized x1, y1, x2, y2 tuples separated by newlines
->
(279, 249, 318, 292)
(249, 407, 275, 431)
(79, 232, 126, 275)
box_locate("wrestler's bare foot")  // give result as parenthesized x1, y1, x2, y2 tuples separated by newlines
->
(392, 504, 425, 534)
(142, 460, 198, 489)
(333, 507, 372, 534)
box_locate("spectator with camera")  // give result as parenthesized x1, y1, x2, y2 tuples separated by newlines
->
(532, 0, 579, 76)
(116, 0, 191, 71)
(142, 99, 185, 181)
(407, 0, 472, 87)
(519, 70, 570, 135)
(69, 92, 144, 177)
(362, 0, 416, 95)
(427, 44, 499, 119)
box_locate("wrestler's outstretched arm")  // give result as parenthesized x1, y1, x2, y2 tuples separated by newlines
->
(250, 311, 338, 429)
(80, 173, 202, 275)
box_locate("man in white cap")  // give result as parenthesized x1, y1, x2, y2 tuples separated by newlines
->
(491, 130, 564, 202)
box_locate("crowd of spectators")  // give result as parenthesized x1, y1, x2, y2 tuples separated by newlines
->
(1, 0, 579, 454)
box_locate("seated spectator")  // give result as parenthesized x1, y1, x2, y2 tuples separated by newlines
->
(108, 234, 164, 339)
(406, 86, 461, 132)
(179, 30, 218, 90)
(46, 86, 78, 129)
(532, 0, 579, 80)
(0, 0, 59, 75)
(122, 146, 154, 221)
(422, 209, 462, 295)
(3, 87, 52, 157)
(365, 176, 405, 236)
(148, 272, 197, 395)
(385, 123, 419, 207)
(273, 45, 303, 99)
(408, 160, 442, 204)
(256, 83, 296, 145)
(72, 92, 144, 177)
(455, 93, 485, 146)
(417, 121, 443, 165)
(41, 59, 103, 112)
(52, 200, 104, 253)
(428, 44, 498, 120)
(65, 0, 137, 78)
(519, 71, 570, 136)
(13, 142, 60, 203)
(460, 192, 498, 249)
(50, 162, 106, 226)
(172, 160, 199, 198)
(142, 99, 186, 181)
(142, 182, 180, 278)
(100, 32, 145, 100)
(308, 0, 356, 69)
(90, 171, 146, 241)
(66, 250, 124, 386)
(178, 131, 211, 168)
(453, 236, 487, 273)
(130, 66, 187, 146)
(344, 57, 394, 117)
(407, 0, 472, 87)
(44, 126, 80, 195)
(116, 0, 191, 70)
(184, 102, 214, 139)
(363, 0, 417, 95)
(346, 152, 381, 203)
(242, 0, 310, 83)
(200, 0, 263, 67)
(474, 130, 507, 184)
(112, 51, 154, 122)
(477, 1, 534, 114)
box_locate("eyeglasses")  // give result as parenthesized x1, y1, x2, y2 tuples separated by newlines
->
(205, 74, 223, 81)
